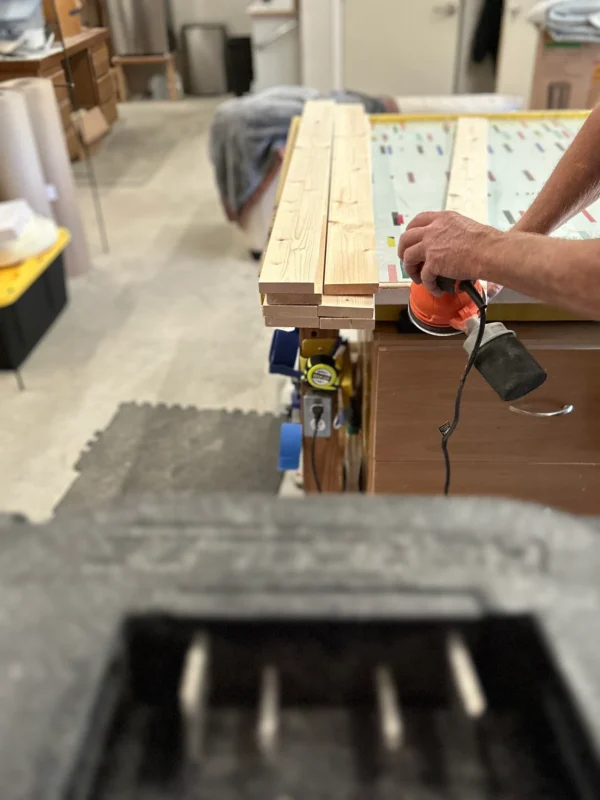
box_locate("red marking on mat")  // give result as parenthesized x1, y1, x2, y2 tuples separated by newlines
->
(517, 131, 525, 139)
(383, 133, 388, 141)
(400, 121, 406, 129)
(427, 133, 433, 141)
(563, 130, 572, 138)
(407, 172, 415, 183)
(388, 264, 398, 282)
(583, 209, 596, 223)
(519, 211, 525, 217)
(488, 171, 495, 182)
(521, 121, 528, 127)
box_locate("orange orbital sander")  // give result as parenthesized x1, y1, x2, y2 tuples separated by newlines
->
(408, 277, 486, 336)
(408, 276, 547, 402)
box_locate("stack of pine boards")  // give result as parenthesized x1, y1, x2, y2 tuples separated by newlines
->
(259, 101, 378, 330)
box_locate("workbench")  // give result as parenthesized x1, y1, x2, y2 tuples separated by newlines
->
(277, 110, 600, 514)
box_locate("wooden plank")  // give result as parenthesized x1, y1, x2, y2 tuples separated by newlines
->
(332, 103, 370, 138)
(275, 116, 301, 206)
(263, 297, 318, 320)
(446, 117, 488, 224)
(266, 292, 321, 305)
(264, 317, 317, 328)
(323, 105, 378, 296)
(318, 294, 374, 319)
(259, 100, 335, 295)
(319, 317, 375, 330)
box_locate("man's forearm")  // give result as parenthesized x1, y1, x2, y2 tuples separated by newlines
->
(481, 231, 600, 319)
(513, 106, 600, 235)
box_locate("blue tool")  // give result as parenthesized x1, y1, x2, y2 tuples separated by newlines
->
(269, 328, 300, 379)
(278, 422, 302, 471)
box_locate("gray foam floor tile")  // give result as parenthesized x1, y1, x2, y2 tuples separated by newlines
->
(57, 403, 283, 513)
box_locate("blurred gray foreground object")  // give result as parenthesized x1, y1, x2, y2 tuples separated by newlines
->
(1, 495, 600, 798)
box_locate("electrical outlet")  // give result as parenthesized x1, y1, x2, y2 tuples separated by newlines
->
(303, 394, 332, 438)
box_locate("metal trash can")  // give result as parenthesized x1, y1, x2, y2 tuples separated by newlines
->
(182, 24, 228, 96)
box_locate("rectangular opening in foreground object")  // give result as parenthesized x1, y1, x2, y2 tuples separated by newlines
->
(79, 615, 597, 799)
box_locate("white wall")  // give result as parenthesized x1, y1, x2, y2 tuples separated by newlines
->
(300, 0, 341, 93)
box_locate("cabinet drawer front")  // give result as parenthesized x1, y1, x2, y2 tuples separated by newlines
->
(370, 460, 600, 514)
(96, 73, 113, 106)
(91, 45, 110, 78)
(373, 343, 600, 464)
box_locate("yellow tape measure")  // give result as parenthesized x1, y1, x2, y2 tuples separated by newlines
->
(303, 355, 340, 391)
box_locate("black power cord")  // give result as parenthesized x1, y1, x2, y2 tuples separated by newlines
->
(310, 403, 324, 494)
(439, 284, 487, 496)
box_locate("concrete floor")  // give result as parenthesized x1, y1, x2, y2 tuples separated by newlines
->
(0, 99, 284, 521)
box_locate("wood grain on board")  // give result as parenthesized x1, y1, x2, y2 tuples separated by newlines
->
(259, 100, 334, 295)
(323, 105, 378, 296)
(319, 317, 375, 330)
(369, 460, 600, 514)
(445, 117, 488, 224)
(262, 297, 318, 319)
(264, 317, 317, 327)
(318, 293, 374, 319)
(267, 292, 321, 305)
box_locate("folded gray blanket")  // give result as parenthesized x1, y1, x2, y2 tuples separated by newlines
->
(529, 1, 600, 42)
(209, 86, 390, 221)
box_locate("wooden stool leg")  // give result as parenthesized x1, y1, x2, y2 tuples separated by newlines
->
(165, 56, 178, 101)
(114, 64, 128, 102)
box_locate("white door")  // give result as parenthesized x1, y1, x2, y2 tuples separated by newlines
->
(495, 1, 539, 103)
(343, 0, 461, 96)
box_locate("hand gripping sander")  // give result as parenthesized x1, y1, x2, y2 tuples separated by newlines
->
(408, 278, 547, 402)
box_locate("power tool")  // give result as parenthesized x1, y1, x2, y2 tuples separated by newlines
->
(408, 277, 547, 402)
(408, 277, 548, 494)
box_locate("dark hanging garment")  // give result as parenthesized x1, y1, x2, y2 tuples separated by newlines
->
(472, 0, 505, 64)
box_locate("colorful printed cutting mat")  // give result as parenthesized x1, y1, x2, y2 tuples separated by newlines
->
(371, 117, 596, 287)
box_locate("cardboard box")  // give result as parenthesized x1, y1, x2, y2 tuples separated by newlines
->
(70, 106, 109, 159)
(530, 33, 600, 109)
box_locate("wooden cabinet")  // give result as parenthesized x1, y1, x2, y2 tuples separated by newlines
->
(368, 323, 600, 513)
(0, 28, 118, 161)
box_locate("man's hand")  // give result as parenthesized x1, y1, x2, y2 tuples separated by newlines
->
(398, 210, 500, 296)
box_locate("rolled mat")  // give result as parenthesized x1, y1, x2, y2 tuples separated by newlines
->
(3, 79, 91, 277)
(0, 89, 52, 220)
